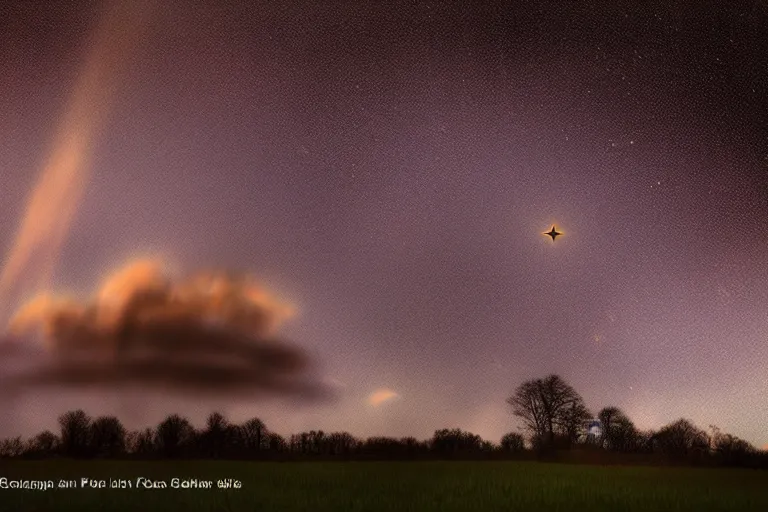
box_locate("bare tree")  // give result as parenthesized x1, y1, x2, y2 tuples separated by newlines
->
(307, 430, 327, 455)
(199, 412, 233, 458)
(28, 430, 59, 457)
(556, 400, 592, 445)
(431, 428, 484, 455)
(634, 429, 656, 454)
(238, 417, 268, 456)
(709, 425, 757, 466)
(399, 437, 428, 457)
(90, 416, 127, 458)
(58, 410, 92, 458)
(598, 406, 639, 452)
(500, 432, 525, 453)
(326, 432, 358, 456)
(653, 418, 709, 460)
(507, 374, 589, 450)
(127, 427, 156, 456)
(266, 432, 288, 453)
(155, 414, 194, 458)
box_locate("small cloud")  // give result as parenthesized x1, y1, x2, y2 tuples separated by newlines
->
(368, 388, 399, 407)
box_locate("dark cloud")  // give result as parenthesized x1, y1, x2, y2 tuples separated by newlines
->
(0, 260, 330, 402)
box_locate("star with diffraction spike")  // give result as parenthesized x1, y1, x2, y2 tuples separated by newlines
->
(544, 226, 562, 242)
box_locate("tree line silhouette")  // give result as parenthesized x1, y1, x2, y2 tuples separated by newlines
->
(1, 374, 765, 469)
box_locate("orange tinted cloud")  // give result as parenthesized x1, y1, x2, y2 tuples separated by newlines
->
(2, 259, 325, 401)
(368, 389, 399, 407)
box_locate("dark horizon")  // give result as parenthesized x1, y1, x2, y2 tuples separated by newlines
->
(2, 380, 765, 471)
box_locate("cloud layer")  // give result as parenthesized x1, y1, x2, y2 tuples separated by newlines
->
(1, 259, 327, 401)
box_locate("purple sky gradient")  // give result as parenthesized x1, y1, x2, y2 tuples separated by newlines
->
(1, 1, 766, 447)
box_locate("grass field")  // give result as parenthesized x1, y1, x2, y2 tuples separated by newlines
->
(0, 460, 766, 511)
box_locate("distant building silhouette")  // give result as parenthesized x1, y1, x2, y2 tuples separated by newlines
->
(580, 419, 602, 444)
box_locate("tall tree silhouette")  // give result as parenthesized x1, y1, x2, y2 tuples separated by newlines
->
(653, 418, 709, 460)
(507, 374, 588, 450)
(198, 412, 235, 458)
(29, 430, 59, 457)
(326, 432, 358, 456)
(598, 406, 639, 452)
(155, 414, 194, 458)
(634, 429, 656, 454)
(127, 428, 156, 456)
(556, 400, 592, 445)
(266, 432, 288, 453)
(597, 406, 620, 449)
(709, 425, 757, 466)
(400, 437, 429, 457)
(500, 432, 525, 453)
(238, 417, 268, 456)
(90, 416, 127, 458)
(289, 432, 307, 454)
(58, 410, 92, 458)
(431, 428, 484, 456)
(307, 430, 327, 455)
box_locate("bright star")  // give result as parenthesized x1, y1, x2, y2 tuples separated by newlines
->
(544, 226, 562, 242)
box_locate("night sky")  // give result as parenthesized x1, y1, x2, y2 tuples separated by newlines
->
(1, 1, 766, 448)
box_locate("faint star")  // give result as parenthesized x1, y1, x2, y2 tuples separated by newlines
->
(544, 226, 562, 242)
